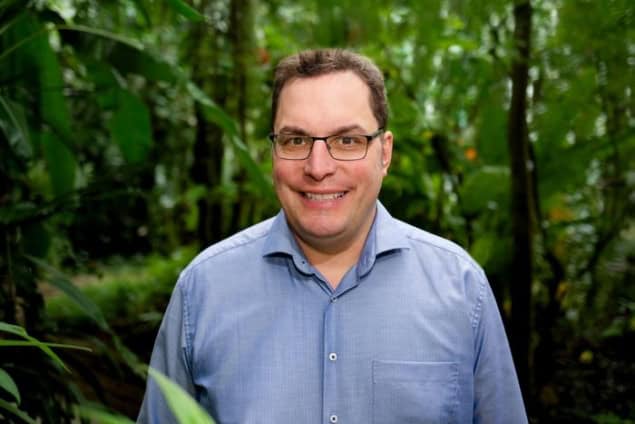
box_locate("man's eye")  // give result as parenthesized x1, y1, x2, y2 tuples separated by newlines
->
(280, 136, 307, 146)
(291, 137, 306, 145)
(335, 136, 362, 146)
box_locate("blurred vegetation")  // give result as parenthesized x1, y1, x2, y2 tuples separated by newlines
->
(1, 0, 634, 422)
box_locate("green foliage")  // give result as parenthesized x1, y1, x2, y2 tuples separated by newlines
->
(28, 255, 109, 330)
(40, 131, 77, 196)
(0, 321, 90, 423)
(1, 322, 70, 371)
(0, 368, 20, 404)
(108, 89, 153, 164)
(165, 0, 206, 22)
(459, 166, 510, 215)
(148, 368, 217, 424)
(77, 402, 135, 424)
(0, 399, 37, 424)
(0, 96, 31, 159)
(45, 248, 195, 325)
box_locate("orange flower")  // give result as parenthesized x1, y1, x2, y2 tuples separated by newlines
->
(257, 47, 270, 65)
(464, 147, 477, 161)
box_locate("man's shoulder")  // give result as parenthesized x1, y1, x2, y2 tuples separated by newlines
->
(391, 217, 481, 270)
(185, 217, 276, 271)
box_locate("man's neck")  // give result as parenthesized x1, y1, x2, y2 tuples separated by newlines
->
(294, 220, 374, 289)
(298, 239, 365, 289)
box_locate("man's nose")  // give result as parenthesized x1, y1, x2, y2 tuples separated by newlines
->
(304, 140, 336, 180)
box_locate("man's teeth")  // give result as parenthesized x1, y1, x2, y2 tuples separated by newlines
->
(304, 192, 345, 200)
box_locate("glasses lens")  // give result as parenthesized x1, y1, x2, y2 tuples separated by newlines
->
(328, 135, 368, 160)
(276, 135, 311, 159)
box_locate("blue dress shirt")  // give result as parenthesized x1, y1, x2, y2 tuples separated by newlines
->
(138, 202, 527, 423)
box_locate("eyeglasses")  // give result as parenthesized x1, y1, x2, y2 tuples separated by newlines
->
(269, 128, 384, 161)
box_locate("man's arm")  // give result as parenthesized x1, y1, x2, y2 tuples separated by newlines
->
(137, 280, 196, 423)
(473, 277, 528, 424)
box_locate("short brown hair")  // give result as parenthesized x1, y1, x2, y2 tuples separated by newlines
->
(271, 49, 388, 130)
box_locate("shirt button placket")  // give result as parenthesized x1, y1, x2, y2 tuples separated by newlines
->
(323, 295, 338, 424)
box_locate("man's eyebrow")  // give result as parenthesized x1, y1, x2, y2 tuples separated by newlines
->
(277, 124, 367, 135)
(278, 126, 310, 135)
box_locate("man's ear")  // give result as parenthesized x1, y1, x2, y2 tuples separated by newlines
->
(380, 130, 393, 176)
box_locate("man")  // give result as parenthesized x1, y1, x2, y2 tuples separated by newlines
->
(138, 49, 527, 423)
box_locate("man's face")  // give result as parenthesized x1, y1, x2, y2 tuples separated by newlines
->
(272, 71, 393, 252)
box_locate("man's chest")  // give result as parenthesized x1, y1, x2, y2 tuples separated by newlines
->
(190, 281, 474, 424)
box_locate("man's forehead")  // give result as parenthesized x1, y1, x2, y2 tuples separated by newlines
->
(280, 70, 367, 92)
(277, 124, 368, 135)
(274, 71, 375, 131)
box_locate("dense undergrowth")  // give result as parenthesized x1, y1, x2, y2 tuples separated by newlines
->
(45, 247, 195, 328)
(35, 248, 196, 419)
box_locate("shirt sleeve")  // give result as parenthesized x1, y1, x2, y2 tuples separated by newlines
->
(472, 273, 528, 424)
(137, 276, 195, 423)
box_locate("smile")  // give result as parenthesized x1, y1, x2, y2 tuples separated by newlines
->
(303, 192, 346, 201)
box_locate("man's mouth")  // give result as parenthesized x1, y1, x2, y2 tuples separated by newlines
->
(303, 192, 346, 201)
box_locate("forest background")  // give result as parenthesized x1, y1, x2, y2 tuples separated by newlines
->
(1, 0, 634, 422)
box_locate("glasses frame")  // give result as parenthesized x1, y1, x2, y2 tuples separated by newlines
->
(268, 128, 385, 161)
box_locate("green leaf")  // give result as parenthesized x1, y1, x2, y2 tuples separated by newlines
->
(388, 93, 420, 127)
(77, 402, 135, 424)
(0, 398, 37, 424)
(107, 44, 178, 83)
(108, 89, 153, 164)
(0, 322, 28, 338)
(186, 83, 239, 134)
(0, 368, 20, 404)
(186, 82, 274, 199)
(0, 341, 91, 351)
(41, 131, 76, 196)
(13, 15, 73, 141)
(56, 24, 144, 50)
(2, 14, 75, 189)
(475, 89, 508, 165)
(26, 256, 110, 331)
(0, 95, 32, 159)
(470, 235, 495, 267)
(84, 60, 121, 109)
(0, 202, 37, 226)
(0, 6, 26, 39)
(165, 0, 205, 22)
(130, 0, 152, 27)
(148, 368, 216, 424)
(460, 166, 510, 214)
(0, 322, 69, 371)
(111, 334, 146, 378)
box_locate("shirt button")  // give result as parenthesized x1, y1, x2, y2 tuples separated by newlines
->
(330, 297, 337, 303)
(328, 352, 337, 361)
(329, 415, 338, 423)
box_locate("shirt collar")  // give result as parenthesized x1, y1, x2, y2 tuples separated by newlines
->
(356, 201, 410, 277)
(262, 210, 313, 274)
(262, 201, 410, 275)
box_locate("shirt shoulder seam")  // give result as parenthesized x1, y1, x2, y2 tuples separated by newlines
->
(401, 224, 487, 330)
(183, 226, 273, 274)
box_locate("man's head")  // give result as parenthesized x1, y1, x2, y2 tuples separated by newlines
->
(270, 49, 393, 256)
(271, 49, 388, 131)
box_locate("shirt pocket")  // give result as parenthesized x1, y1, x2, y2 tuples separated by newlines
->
(372, 360, 459, 424)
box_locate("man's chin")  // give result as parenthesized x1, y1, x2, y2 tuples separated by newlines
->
(293, 224, 349, 247)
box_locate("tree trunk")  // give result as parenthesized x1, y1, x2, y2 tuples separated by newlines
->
(228, 0, 253, 234)
(186, 0, 229, 246)
(506, 0, 533, 407)
(530, 140, 565, 407)
(229, 0, 251, 143)
(191, 108, 225, 246)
